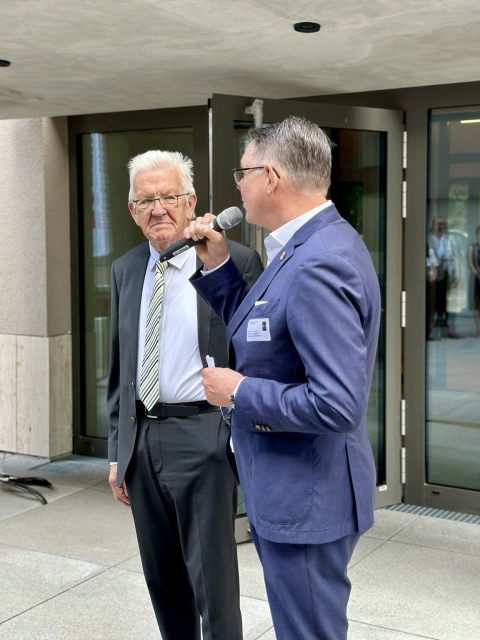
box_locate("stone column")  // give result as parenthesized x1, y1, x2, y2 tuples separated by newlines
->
(0, 117, 72, 458)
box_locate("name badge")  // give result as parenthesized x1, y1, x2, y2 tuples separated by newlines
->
(247, 318, 271, 341)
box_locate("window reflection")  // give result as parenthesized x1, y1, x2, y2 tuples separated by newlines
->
(426, 107, 480, 491)
(82, 128, 194, 439)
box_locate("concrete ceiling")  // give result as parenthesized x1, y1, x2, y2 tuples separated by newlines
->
(1, 0, 480, 119)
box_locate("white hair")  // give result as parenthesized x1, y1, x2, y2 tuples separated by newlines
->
(249, 116, 332, 195)
(127, 150, 195, 201)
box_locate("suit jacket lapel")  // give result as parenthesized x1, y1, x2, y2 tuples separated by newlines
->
(129, 245, 150, 374)
(227, 204, 342, 346)
(196, 255, 211, 365)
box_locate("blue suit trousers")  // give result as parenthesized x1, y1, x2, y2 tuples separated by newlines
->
(250, 524, 359, 640)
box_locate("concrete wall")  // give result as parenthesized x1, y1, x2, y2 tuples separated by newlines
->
(0, 117, 71, 458)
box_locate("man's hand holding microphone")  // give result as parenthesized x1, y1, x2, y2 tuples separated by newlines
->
(184, 212, 245, 405)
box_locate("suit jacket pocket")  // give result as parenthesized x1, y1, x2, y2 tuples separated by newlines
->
(252, 434, 314, 525)
(249, 299, 279, 317)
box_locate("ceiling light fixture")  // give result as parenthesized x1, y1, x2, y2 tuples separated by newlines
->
(293, 22, 321, 34)
(0, 60, 11, 67)
(460, 119, 480, 124)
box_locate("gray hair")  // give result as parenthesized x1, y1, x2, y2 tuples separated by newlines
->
(128, 150, 195, 201)
(249, 116, 332, 195)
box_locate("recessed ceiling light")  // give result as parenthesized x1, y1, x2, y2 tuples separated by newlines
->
(293, 22, 321, 34)
(0, 60, 11, 67)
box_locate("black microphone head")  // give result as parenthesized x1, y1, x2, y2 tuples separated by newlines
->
(216, 206, 243, 230)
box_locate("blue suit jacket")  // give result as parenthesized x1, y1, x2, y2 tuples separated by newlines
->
(191, 205, 381, 545)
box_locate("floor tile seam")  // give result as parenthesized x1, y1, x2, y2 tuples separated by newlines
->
(1, 482, 91, 512)
(240, 593, 270, 604)
(0, 566, 112, 627)
(386, 537, 480, 560)
(348, 618, 439, 639)
(0, 485, 92, 526)
(0, 539, 114, 568)
(256, 625, 275, 639)
(348, 539, 388, 568)
(384, 514, 422, 541)
(112, 551, 141, 569)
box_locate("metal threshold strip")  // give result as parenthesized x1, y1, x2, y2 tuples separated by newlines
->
(385, 503, 480, 525)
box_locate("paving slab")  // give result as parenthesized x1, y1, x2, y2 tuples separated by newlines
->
(0, 543, 106, 624)
(116, 553, 143, 573)
(0, 482, 83, 522)
(238, 540, 267, 601)
(348, 621, 439, 639)
(258, 622, 440, 640)
(241, 595, 274, 640)
(2, 455, 110, 489)
(90, 481, 112, 493)
(363, 509, 420, 540)
(256, 626, 276, 639)
(348, 540, 480, 640)
(349, 535, 385, 568)
(392, 514, 480, 557)
(0, 568, 160, 640)
(0, 488, 139, 565)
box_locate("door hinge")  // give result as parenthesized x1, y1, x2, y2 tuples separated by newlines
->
(401, 447, 406, 484)
(402, 181, 407, 218)
(401, 399, 406, 436)
(402, 131, 408, 169)
(401, 291, 406, 327)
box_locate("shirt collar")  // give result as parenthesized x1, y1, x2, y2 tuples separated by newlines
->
(264, 200, 332, 265)
(148, 244, 194, 271)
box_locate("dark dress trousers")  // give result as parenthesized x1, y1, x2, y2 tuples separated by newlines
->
(107, 240, 263, 640)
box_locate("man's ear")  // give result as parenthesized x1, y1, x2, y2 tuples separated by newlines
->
(187, 193, 197, 221)
(128, 201, 140, 227)
(264, 164, 279, 194)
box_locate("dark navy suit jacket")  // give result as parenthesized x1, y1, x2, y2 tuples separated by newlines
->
(107, 240, 263, 486)
(191, 204, 381, 545)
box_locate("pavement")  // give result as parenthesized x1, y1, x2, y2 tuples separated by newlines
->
(1, 453, 480, 640)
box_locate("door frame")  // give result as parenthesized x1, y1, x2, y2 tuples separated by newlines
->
(211, 93, 404, 510)
(68, 105, 208, 457)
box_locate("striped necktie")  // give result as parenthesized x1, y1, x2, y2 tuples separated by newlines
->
(139, 259, 168, 410)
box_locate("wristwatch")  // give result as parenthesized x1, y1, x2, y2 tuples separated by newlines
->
(229, 391, 235, 410)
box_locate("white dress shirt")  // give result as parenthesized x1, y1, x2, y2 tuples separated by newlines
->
(136, 245, 206, 403)
(264, 200, 332, 266)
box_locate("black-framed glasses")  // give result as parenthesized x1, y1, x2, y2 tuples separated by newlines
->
(133, 193, 189, 213)
(231, 166, 280, 185)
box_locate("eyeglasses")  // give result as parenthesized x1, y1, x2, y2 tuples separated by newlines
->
(231, 166, 280, 185)
(133, 193, 189, 213)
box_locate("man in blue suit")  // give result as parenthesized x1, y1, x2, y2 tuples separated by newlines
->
(186, 116, 381, 639)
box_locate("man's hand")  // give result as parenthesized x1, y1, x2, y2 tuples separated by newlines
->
(184, 214, 229, 271)
(109, 464, 130, 507)
(201, 367, 244, 407)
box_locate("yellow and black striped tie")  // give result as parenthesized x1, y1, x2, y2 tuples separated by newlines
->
(139, 260, 168, 410)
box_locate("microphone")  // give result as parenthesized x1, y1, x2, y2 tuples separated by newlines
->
(158, 206, 243, 262)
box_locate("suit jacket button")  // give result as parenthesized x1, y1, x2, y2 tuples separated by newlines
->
(131, 382, 135, 387)
(265, 426, 271, 431)
(255, 424, 261, 430)
(131, 416, 136, 422)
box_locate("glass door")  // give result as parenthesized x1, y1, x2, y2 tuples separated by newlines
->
(69, 106, 208, 457)
(426, 106, 480, 497)
(211, 94, 403, 524)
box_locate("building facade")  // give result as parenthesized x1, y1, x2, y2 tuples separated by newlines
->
(0, 80, 479, 518)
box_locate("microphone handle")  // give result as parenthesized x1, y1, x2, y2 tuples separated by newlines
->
(158, 235, 204, 262)
(158, 217, 224, 262)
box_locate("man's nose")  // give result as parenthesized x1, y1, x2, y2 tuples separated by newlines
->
(152, 199, 168, 214)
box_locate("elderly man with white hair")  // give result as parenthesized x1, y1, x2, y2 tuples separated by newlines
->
(107, 150, 263, 640)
